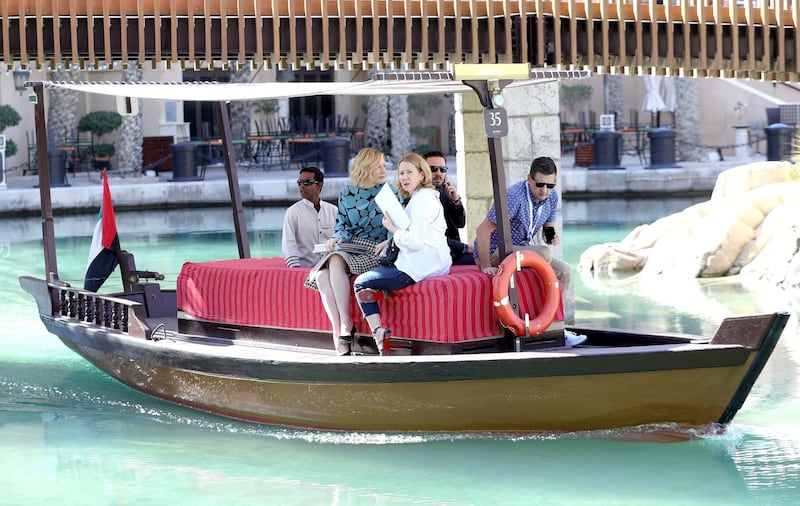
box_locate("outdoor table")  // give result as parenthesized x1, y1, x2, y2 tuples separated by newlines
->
(58, 141, 93, 175)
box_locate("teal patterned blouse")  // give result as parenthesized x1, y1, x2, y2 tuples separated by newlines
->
(333, 183, 399, 243)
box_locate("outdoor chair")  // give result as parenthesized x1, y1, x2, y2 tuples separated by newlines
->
(25, 130, 37, 176)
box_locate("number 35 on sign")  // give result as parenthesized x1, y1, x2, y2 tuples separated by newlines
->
(483, 108, 508, 138)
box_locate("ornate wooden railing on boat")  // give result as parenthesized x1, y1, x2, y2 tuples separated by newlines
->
(54, 284, 153, 340)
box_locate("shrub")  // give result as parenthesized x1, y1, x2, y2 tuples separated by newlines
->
(78, 111, 123, 138)
(0, 105, 22, 158)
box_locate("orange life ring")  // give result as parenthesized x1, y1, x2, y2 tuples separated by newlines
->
(492, 250, 560, 337)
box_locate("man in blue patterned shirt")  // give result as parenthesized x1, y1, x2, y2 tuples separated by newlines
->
(474, 156, 571, 292)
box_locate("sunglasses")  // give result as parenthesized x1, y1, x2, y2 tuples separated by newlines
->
(533, 181, 556, 189)
(297, 179, 320, 187)
(430, 166, 448, 173)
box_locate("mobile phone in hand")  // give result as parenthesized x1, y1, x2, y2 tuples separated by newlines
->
(544, 226, 555, 244)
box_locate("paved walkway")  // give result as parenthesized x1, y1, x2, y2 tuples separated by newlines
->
(560, 151, 750, 197)
(0, 151, 758, 217)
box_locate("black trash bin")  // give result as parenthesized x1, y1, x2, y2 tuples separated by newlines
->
(647, 128, 680, 169)
(169, 142, 200, 181)
(589, 130, 624, 170)
(48, 147, 70, 187)
(766, 123, 793, 161)
(323, 137, 350, 176)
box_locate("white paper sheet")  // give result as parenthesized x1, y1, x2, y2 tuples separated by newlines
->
(375, 184, 410, 230)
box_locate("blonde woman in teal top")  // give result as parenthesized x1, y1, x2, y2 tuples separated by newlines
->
(305, 147, 399, 355)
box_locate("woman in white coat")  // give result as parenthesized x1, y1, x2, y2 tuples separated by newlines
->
(352, 152, 452, 353)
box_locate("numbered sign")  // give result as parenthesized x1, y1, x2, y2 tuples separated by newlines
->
(483, 108, 508, 138)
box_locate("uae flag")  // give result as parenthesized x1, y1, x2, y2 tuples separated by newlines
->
(84, 169, 121, 292)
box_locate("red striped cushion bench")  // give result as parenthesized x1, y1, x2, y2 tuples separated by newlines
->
(177, 257, 563, 343)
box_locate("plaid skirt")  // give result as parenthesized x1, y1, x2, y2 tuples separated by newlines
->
(304, 237, 379, 291)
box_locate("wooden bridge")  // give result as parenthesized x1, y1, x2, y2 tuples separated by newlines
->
(1, 0, 798, 81)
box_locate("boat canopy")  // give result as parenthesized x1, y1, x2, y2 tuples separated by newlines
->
(27, 65, 590, 279)
(38, 69, 589, 101)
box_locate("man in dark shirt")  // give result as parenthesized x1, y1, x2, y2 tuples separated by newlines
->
(423, 151, 474, 265)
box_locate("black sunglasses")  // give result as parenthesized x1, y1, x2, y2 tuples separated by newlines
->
(430, 166, 448, 173)
(533, 181, 556, 189)
(297, 179, 320, 187)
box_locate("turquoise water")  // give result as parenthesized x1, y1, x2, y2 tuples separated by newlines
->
(2, 208, 799, 505)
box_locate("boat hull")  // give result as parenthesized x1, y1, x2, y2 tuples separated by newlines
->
(21, 276, 787, 433)
(45, 315, 774, 433)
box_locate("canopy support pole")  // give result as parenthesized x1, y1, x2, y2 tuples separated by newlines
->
(217, 100, 251, 259)
(461, 79, 514, 260)
(32, 83, 60, 283)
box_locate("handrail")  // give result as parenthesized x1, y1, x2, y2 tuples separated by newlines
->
(53, 284, 153, 340)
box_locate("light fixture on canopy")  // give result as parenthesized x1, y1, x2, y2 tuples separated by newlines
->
(13, 66, 31, 94)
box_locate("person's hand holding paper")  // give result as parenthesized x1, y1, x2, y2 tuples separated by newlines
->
(375, 184, 410, 230)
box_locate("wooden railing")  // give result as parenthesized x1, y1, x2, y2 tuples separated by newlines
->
(2, 0, 800, 81)
(56, 285, 152, 339)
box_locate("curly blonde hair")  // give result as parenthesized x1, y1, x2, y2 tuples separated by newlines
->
(396, 152, 434, 199)
(349, 147, 385, 188)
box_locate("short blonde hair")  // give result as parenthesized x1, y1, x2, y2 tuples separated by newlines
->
(396, 152, 434, 199)
(349, 148, 385, 188)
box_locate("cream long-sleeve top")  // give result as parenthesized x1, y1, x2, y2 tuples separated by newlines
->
(281, 198, 337, 267)
(393, 187, 452, 281)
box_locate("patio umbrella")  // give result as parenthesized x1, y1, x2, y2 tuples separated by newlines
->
(642, 75, 666, 126)
(661, 77, 677, 112)
(661, 77, 677, 126)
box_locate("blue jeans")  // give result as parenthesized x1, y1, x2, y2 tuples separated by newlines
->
(353, 266, 416, 317)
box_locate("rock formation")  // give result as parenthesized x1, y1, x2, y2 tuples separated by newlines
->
(579, 161, 800, 289)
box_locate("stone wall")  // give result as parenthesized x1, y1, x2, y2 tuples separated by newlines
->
(118, 64, 144, 174)
(457, 81, 562, 246)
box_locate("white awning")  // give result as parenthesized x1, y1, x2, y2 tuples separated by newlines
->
(38, 69, 590, 101)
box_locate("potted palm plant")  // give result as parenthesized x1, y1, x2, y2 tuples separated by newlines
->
(78, 110, 122, 171)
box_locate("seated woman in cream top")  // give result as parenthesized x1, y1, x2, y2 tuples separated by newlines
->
(352, 152, 452, 354)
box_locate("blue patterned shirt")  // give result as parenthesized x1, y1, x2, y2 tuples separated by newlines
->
(333, 183, 399, 243)
(485, 180, 559, 252)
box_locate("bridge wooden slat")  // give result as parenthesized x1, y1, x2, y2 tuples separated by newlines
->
(387, 0, 395, 68)
(204, 1, 212, 68)
(170, 1, 179, 66)
(237, 1, 246, 66)
(436, 0, 446, 67)
(102, 1, 111, 65)
(68, 0, 79, 67)
(288, 0, 297, 68)
(220, 0, 228, 68)
(50, 0, 61, 65)
(567, 0, 577, 67)
(187, 2, 194, 67)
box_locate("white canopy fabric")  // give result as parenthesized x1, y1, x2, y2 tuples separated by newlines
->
(642, 75, 666, 113)
(38, 70, 590, 101)
(42, 80, 463, 101)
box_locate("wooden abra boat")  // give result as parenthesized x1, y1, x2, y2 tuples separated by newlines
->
(19, 66, 790, 434)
